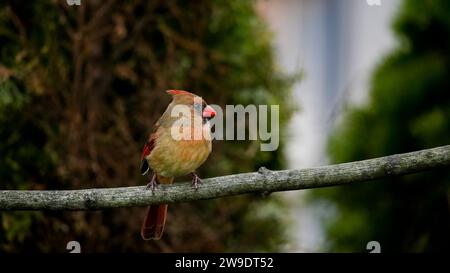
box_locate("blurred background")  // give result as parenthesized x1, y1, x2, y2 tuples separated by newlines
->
(0, 0, 449, 252)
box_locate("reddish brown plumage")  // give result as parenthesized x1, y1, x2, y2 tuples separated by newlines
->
(166, 89, 194, 96)
(140, 90, 214, 240)
(140, 140, 154, 161)
(141, 204, 168, 240)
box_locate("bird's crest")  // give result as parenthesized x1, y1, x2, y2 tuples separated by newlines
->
(166, 90, 194, 96)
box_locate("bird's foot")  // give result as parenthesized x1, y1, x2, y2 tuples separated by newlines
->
(191, 172, 202, 189)
(146, 174, 158, 193)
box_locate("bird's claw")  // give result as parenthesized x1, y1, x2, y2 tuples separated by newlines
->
(146, 174, 158, 193)
(191, 172, 202, 189)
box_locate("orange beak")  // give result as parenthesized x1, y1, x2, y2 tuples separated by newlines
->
(202, 105, 216, 118)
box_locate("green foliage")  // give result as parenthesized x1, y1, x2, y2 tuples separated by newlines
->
(0, 78, 52, 247)
(0, 0, 295, 252)
(312, 0, 450, 252)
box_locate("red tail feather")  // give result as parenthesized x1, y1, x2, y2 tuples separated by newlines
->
(141, 175, 173, 240)
(141, 204, 168, 240)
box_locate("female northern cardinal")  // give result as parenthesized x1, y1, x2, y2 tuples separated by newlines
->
(140, 90, 216, 240)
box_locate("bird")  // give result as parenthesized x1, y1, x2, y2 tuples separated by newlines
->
(140, 90, 216, 240)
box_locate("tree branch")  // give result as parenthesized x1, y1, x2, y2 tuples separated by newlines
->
(1, 145, 449, 210)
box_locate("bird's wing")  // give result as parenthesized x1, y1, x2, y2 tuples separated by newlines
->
(140, 136, 156, 161)
(140, 100, 175, 175)
(140, 123, 159, 175)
